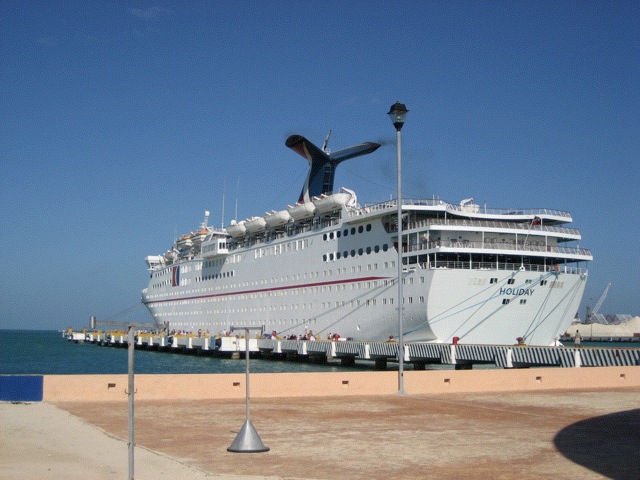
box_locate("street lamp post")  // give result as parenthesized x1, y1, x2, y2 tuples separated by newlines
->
(227, 325, 269, 453)
(388, 102, 408, 395)
(89, 317, 165, 480)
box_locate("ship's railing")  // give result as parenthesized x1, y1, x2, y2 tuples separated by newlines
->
(406, 218, 580, 236)
(418, 260, 588, 275)
(356, 198, 571, 218)
(406, 241, 592, 257)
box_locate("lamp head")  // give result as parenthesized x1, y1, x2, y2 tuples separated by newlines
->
(387, 102, 408, 131)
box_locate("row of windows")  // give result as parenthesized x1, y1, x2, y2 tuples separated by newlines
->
(203, 254, 242, 268)
(148, 274, 425, 304)
(199, 271, 234, 282)
(153, 286, 539, 315)
(487, 277, 542, 286)
(323, 243, 390, 262)
(151, 290, 427, 316)
(149, 257, 404, 294)
(204, 258, 225, 269)
(253, 239, 310, 260)
(323, 223, 373, 241)
(154, 317, 320, 330)
(503, 298, 528, 305)
(148, 269, 236, 292)
(152, 263, 194, 279)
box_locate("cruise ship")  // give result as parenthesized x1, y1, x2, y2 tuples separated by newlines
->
(142, 133, 592, 346)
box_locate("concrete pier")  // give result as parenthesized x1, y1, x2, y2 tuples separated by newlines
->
(68, 329, 640, 369)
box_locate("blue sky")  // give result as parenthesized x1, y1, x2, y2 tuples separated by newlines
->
(1, 1, 638, 330)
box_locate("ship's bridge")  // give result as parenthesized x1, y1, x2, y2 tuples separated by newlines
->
(201, 229, 230, 259)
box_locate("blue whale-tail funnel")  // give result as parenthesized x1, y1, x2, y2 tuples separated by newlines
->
(286, 135, 381, 203)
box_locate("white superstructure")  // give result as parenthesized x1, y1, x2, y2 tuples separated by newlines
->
(142, 134, 591, 346)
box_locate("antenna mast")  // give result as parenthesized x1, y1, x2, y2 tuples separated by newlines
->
(234, 178, 240, 221)
(322, 130, 332, 153)
(221, 192, 225, 228)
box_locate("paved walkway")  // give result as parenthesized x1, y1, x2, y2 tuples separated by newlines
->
(1, 402, 224, 480)
(2, 388, 639, 479)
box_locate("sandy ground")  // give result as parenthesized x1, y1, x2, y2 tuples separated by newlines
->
(2, 388, 639, 479)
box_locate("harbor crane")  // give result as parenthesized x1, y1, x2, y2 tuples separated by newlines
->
(585, 282, 611, 323)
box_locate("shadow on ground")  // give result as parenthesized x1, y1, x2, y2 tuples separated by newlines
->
(554, 409, 640, 479)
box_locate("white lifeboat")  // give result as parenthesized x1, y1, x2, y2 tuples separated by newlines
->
(145, 255, 165, 270)
(460, 198, 480, 213)
(264, 209, 291, 228)
(287, 201, 316, 221)
(176, 234, 193, 249)
(164, 249, 178, 263)
(226, 220, 246, 238)
(313, 191, 352, 213)
(245, 216, 266, 234)
(190, 229, 209, 245)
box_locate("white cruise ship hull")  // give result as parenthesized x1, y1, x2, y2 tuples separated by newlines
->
(143, 209, 588, 346)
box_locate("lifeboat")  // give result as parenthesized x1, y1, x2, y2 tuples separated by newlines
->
(264, 209, 291, 228)
(226, 220, 246, 238)
(287, 201, 316, 221)
(245, 216, 266, 234)
(313, 191, 352, 213)
(163, 250, 178, 263)
(175, 234, 193, 249)
(190, 228, 209, 245)
(145, 255, 165, 270)
(460, 198, 480, 213)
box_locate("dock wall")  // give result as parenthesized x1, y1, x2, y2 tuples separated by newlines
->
(42, 366, 640, 402)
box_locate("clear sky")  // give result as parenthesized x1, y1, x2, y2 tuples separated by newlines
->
(1, 1, 638, 330)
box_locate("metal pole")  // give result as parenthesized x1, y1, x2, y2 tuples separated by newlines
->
(89, 317, 158, 478)
(396, 127, 406, 395)
(244, 328, 250, 421)
(227, 325, 269, 452)
(127, 325, 135, 480)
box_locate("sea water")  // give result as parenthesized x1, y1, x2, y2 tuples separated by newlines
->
(0, 330, 349, 375)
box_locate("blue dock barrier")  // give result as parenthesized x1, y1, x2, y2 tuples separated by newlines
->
(0, 375, 44, 402)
